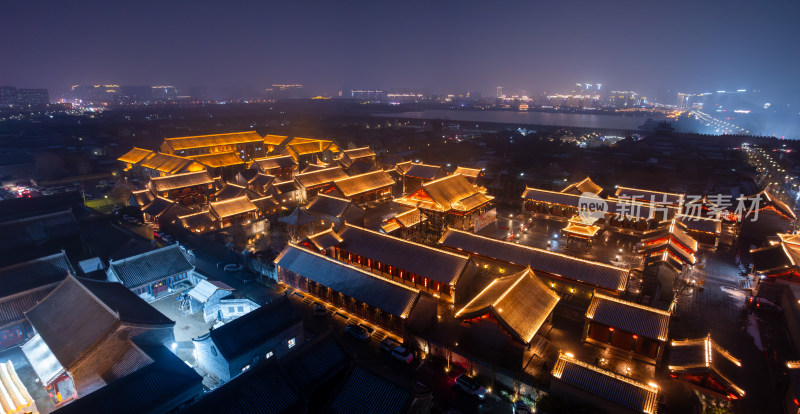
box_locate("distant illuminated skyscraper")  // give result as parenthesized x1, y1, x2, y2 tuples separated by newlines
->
(496, 86, 504, 99)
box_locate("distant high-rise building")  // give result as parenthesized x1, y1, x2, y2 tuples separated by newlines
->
(71, 84, 119, 104)
(151, 86, 178, 101)
(496, 86, 504, 98)
(350, 90, 385, 101)
(119, 85, 153, 104)
(608, 91, 644, 108)
(0, 86, 17, 106)
(16, 88, 49, 106)
(677, 93, 692, 109)
(266, 84, 304, 99)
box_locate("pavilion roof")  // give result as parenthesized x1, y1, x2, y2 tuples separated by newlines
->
(455, 268, 559, 344)
(306, 228, 344, 251)
(562, 220, 601, 238)
(586, 292, 670, 341)
(453, 166, 482, 179)
(552, 352, 659, 414)
(398, 162, 442, 180)
(164, 131, 263, 150)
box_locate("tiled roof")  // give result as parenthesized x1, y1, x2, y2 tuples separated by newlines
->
(307, 228, 344, 251)
(0, 252, 72, 297)
(149, 170, 214, 193)
(327, 365, 414, 414)
(108, 244, 193, 289)
(0, 210, 80, 252)
(207, 296, 301, 360)
(210, 196, 257, 218)
(179, 211, 216, 230)
(275, 244, 420, 318)
(306, 194, 354, 218)
(333, 170, 395, 197)
(340, 147, 376, 160)
(251, 196, 279, 212)
(278, 207, 315, 226)
(0, 286, 53, 329)
(615, 186, 684, 206)
(400, 163, 442, 179)
(339, 224, 472, 286)
(552, 352, 659, 414)
(213, 183, 247, 200)
(294, 167, 348, 189)
(139, 152, 204, 175)
(189, 152, 245, 168)
(751, 244, 793, 274)
(141, 196, 175, 217)
(131, 189, 155, 206)
(263, 134, 290, 146)
(164, 131, 263, 150)
(396, 174, 492, 213)
(668, 334, 745, 397)
(456, 268, 559, 343)
(187, 280, 233, 303)
(586, 292, 670, 341)
(118, 147, 153, 164)
(439, 229, 629, 292)
(562, 177, 603, 195)
(453, 166, 482, 179)
(522, 187, 654, 219)
(25, 275, 119, 368)
(676, 214, 721, 234)
(79, 277, 173, 326)
(249, 173, 275, 188)
(181, 360, 302, 414)
(54, 342, 202, 414)
(251, 155, 297, 171)
(279, 335, 349, 391)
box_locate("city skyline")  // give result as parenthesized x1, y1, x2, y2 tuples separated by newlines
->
(3, 0, 800, 101)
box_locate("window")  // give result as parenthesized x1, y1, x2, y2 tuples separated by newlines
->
(288, 338, 296, 349)
(237, 306, 244, 312)
(266, 351, 274, 359)
(228, 307, 235, 313)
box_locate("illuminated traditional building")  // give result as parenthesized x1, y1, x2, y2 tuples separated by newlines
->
(551, 352, 660, 414)
(281, 137, 340, 167)
(561, 176, 603, 196)
(274, 244, 438, 338)
(668, 334, 745, 400)
(639, 219, 698, 272)
(336, 147, 377, 175)
(751, 233, 800, 282)
(148, 171, 215, 206)
(294, 167, 349, 203)
(330, 170, 395, 207)
(304, 194, 364, 231)
(584, 292, 671, 364)
(395, 174, 493, 237)
(209, 196, 258, 228)
(118, 148, 206, 178)
(396, 162, 446, 194)
(262, 135, 289, 155)
(324, 224, 481, 303)
(187, 152, 245, 180)
(107, 244, 197, 300)
(522, 187, 655, 231)
(160, 131, 265, 161)
(249, 155, 298, 180)
(21, 275, 175, 401)
(380, 208, 427, 242)
(453, 166, 484, 186)
(438, 229, 630, 308)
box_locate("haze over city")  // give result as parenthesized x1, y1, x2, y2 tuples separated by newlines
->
(4, 0, 800, 101)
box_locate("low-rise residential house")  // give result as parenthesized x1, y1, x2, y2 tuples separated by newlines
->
(0, 252, 73, 350)
(192, 296, 303, 382)
(186, 280, 234, 322)
(107, 244, 197, 301)
(22, 275, 175, 401)
(218, 298, 261, 323)
(0, 209, 82, 267)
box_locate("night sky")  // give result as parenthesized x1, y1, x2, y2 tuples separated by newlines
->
(3, 0, 800, 99)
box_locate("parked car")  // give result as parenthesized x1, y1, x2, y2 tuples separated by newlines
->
(514, 400, 532, 414)
(379, 338, 398, 352)
(391, 346, 414, 364)
(455, 375, 488, 400)
(314, 303, 327, 317)
(344, 324, 370, 341)
(224, 264, 244, 272)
